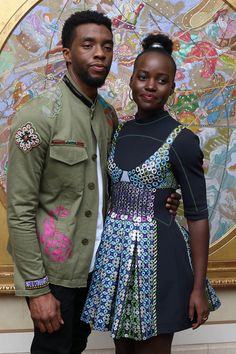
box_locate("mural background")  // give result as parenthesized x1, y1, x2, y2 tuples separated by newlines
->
(0, 0, 235, 290)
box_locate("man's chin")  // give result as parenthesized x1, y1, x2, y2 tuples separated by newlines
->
(77, 70, 108, 89)
(89, 77, 106, 88)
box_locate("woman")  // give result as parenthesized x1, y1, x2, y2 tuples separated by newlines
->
(81, 33, 220, 354)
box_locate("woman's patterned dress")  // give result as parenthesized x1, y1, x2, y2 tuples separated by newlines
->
(81, 113, 221, 340)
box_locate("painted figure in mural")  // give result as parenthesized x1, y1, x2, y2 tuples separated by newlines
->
(81, 34, 221, 354)
(7, 11, 180, 354)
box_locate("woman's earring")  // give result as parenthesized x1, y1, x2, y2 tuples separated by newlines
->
(167, 92, 175, 107)
(129, 90, 133, 101)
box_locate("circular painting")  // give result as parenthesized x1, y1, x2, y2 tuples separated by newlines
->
(0, 0, 235, 247)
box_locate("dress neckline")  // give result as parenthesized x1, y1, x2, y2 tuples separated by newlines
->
(112, 124, 185, 174)
(135, 109, 170, 125)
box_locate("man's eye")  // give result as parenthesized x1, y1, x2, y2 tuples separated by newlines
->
(104, 45, 113, 51)
(83, 44, 92, 49)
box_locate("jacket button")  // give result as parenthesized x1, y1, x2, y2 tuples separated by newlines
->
(88, 182, 95, 190)
(85, 210, 92, 217)
(92, 154, 97, 161)
(82, 238, 89, 245)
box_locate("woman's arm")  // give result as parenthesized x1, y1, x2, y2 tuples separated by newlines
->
(187, 218, 210, 329)
(170, 128, 210, 329)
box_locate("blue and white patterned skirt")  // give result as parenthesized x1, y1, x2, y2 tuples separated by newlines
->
(81, 182, 221, 340)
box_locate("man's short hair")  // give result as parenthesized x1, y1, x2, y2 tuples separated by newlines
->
(62, 10, 112, 48)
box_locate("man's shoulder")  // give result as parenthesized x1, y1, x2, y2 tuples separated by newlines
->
(97, 95, 118, 131)
(97, 95, 116, 113)
(10, 83, 64, 143)
(14, 82, 63, 124)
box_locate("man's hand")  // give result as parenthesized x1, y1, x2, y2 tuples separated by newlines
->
(166, 192, 181, 215)
(29, 293, 64, 333)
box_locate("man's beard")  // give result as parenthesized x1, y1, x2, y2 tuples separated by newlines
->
(78, 67, 109, 88)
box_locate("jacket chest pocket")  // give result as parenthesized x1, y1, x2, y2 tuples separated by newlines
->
(48, 145, 88, 192)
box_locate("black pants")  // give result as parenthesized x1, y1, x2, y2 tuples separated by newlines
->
(29, 282, 91, 354)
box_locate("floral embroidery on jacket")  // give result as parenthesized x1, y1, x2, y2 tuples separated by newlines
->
(15, 122, 41, 152)
(41, 86, 62, 119)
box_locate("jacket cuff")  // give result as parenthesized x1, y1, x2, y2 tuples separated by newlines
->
(15, 275, 50, 297)
(15, 283, 51, 297)
(25, 275, 49, 290)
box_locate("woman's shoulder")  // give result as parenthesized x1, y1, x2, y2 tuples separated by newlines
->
(174, 124, 200, 143)
(171, 125, 203, 162)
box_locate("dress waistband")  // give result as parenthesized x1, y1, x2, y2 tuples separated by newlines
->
(110, 181, 155, 220)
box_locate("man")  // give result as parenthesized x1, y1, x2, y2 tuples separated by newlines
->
(7, 10, 180, 354)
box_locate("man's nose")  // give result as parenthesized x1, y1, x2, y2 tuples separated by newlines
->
(94, 45, 106, 58)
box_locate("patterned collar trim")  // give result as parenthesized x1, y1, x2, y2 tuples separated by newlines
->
(63, 75, 96, 109)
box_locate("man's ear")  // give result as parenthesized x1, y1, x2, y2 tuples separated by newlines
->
(62, 48, 72, 64)
(170, 82, 175, 95)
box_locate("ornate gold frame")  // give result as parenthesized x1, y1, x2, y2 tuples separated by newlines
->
(0, 0, 235, 294)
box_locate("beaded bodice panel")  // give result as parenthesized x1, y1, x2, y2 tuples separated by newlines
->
(108, 123, 185, 191)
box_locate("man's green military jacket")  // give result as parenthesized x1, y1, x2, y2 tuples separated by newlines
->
(7, 74, 118, 296)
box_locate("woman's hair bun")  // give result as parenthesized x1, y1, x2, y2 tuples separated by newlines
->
(142, 33, 173, 55)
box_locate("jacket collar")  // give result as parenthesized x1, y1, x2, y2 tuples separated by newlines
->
(63, 72, 97, 109)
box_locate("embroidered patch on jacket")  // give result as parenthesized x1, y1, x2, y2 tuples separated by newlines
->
(15, 122, 41, 152)
(25, 275, 49, 290)
(51, 139, 85, 147)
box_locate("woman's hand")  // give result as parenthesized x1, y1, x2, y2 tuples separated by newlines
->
(189, 288, 209, 330)
(165, 192, 181, 215)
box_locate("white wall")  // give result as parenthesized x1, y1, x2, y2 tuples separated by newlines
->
(0, 288, 236, 353)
